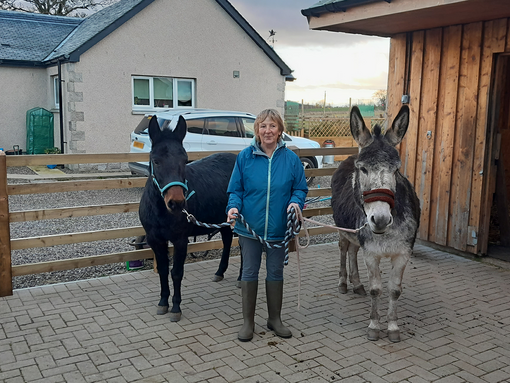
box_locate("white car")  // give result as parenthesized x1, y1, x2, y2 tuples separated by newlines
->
(128, 108, 323, 184)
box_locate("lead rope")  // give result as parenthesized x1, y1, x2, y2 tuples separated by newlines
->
(182, 206, 367, 310)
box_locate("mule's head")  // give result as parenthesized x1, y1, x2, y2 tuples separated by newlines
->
(148, 114, 189, 214)
(350, 105, 409, 234)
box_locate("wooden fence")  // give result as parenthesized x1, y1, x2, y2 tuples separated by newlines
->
(0, 147, 358, 297)
(286, 117, 387, 138)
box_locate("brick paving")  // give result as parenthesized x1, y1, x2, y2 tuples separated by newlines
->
(1, 243, 510, 382)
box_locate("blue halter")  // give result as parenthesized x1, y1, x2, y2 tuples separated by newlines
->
(151, 161, 195, 200)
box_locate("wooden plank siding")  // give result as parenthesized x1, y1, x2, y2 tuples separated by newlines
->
(389, 17, 510, 255)
(416, 28, 442, 241)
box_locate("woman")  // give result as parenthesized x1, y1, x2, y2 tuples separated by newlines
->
(227, 109, 308, 342)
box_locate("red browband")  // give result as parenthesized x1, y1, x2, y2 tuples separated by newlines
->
(362, 189, 395, 209)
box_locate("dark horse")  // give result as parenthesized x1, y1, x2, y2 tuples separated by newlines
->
(139, 115, 237, 322)
(331, 105, 421, 342)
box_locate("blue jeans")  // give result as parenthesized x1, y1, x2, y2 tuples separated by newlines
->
(239, 235, 285, 282)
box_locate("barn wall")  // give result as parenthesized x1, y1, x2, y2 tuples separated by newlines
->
(387, 18, 510, 255)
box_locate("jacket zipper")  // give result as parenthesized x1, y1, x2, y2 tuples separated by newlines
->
(264, 156, 272, 240)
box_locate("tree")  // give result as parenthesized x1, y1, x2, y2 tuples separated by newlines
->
(372, 89, 387, 110)
(0, 0, 118, 17)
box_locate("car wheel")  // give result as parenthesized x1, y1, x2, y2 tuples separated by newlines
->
(301, 157, 315, 185)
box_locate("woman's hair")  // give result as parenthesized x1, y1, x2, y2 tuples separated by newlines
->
(254, 109, 285, 143)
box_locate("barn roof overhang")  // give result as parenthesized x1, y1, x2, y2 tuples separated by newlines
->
(302, 0, 510, 37)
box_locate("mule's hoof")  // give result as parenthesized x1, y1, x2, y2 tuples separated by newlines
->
(367, 328, 380, 341)
(157, 305, 169, 315)
(353, 285, 367, 296)
(212, 274, 224, 282)
(236, 280, 241, 288)
(338, 283, 348, 294)
(169, 311, 182, 322)
(388, 330, 401, 343)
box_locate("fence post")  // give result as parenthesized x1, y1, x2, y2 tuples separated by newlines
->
(0, 151, 13, 297)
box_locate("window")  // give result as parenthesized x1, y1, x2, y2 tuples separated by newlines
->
(186, 118, 205, 134)
(132, 76, 195, 110)
(206, 117, 240, 137)
(52, 76, 60, 108)
(241, 118, 255, 138)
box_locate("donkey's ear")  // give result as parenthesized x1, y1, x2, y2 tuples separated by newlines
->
(172, 115, 187, 143)
(385, 105, 409, 146)
(148, 115, 161, 143)
(350, 106, 373, 148)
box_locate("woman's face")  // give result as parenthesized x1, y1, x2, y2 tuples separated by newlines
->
(258, 117, 280, 147)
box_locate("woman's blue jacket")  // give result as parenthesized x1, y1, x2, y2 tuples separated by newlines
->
(227, 139, 308, 241)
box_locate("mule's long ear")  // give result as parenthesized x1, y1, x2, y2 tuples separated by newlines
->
(385, 105, 409, 146)
(172, 115, 187, 143)
(148, 115, 161, 143)
(350, 106, 373, 148)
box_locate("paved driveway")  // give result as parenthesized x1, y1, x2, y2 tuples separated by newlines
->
(1, 243, 509, 382)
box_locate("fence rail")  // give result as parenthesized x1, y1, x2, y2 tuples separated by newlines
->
(0, 147, 357, 297)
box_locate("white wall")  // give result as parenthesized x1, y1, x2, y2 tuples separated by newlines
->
(67, 0, 287, 154)
(0, 67, 54, 153)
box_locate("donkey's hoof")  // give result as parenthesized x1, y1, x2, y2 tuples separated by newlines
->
(236, 280, 241, 288)
(353, 285, 367, 296)
(212, 274, 224, 282)
(367, 328, 380, 341)
(338, 283, 348, 294)
(169, 311, 182, 322)
(388, 330, 401, 343)
(157, 305, 169, 315)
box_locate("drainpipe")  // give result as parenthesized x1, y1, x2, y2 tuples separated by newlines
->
(57, 58, 65, 153)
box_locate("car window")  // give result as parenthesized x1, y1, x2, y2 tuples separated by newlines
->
(134, 116, 150, 134)
(206, 117, 240, 137)
(241, 118, 255, 138)
(186, 118, 205, 134)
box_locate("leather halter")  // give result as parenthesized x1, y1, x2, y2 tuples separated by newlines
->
(151, 161, 195, 200)
(362, 189, 395, 209)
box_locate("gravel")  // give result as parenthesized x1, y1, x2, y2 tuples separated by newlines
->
(7, 163, 339, 289)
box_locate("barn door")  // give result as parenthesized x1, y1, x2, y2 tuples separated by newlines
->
(479, 54, 510, 258)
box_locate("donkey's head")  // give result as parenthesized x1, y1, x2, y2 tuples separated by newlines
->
(148, 115, 189, 214)
(350, 105, 410, 234)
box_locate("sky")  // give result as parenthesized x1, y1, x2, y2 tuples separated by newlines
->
(228, 0, 390, 107)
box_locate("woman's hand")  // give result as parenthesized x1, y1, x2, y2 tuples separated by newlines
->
(227, 208, 239, 227)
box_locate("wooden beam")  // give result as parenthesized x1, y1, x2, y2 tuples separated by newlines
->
(0, 152, 12, 297)
(8, 177, 147, 196)
(11, 226, 146, 250)
(9, 203, 140, 222)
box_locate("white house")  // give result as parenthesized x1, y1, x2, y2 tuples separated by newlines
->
(0, 0, 293, 157)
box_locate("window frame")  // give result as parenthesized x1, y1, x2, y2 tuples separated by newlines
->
(132, 76, 195, 111)
(52, 75, 60, 109)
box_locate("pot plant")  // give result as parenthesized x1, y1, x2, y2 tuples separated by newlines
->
(44, 147, 61, 169)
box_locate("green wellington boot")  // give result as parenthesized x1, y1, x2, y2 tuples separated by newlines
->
(238, 280, 258, 342)
(266, 280, 292, 338)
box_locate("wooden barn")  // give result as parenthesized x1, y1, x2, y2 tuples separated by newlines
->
(302, 0, 510, 258)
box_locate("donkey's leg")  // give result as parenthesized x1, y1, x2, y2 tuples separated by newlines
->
(212, 226, 233, 282)
(151, 239, 170, 315)
(169, 240, 187, 322)
(348, 243, 366, 295)
(363, 252, 382, 341)
(386, 252, 410, 342)
(338, 239, 348, 294)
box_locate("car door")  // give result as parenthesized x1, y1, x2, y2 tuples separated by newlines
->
(202, 117, 248, 151)
(182, 117, 205, 152)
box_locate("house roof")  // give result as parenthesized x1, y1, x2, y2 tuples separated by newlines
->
(0, 0, 293, 78)
(301, 0, 510, 37)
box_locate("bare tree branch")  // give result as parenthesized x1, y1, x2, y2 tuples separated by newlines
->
(0, 0, 118, 16)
